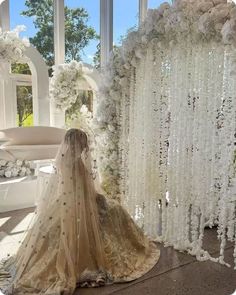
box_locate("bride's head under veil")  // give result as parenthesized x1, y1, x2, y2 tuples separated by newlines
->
(55, 128, 89, 169)
(55, 128, 98, 184)
(62, 128, 89, 154)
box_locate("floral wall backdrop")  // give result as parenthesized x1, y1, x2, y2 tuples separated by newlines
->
(95, 0, 236, 268)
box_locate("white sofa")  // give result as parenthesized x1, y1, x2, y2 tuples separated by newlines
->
(0, 126, 66, 161)
(0, 126, 66, 212)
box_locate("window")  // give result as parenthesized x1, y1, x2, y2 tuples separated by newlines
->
(65, 89, 93, 124)
(10, 63, 33, 127)
(65, 0, 99, 66)
(114, 0, 138, 46)
(9, 1, 36, 38)
(16, 85, 33, 127)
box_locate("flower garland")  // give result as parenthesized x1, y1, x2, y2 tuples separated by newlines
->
(0, 159, 32, 178)
(0, 25, 29, 64)
(95, 0, 236, 268)
(94, 50, 126, 198)
(96, 0, 236, 198)
(50, 60, 88, 110)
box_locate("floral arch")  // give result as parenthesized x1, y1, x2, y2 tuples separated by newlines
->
(50, 61, 100, 111)
(96, 0, 236, 267)
(49, 60, 101, 129)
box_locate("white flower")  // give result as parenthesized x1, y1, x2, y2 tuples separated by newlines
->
(7, 161, 14, 168)
(0, 27, 29, 63)
(80, 104, 89, 115)
(24, 160, 30, 166)
(16, 160, 23, 166)
(12, 168, 19, 177)
(108, 125, 115, 132)
(5, 170, 12, 178)
(50, 60, 86, 110)
(26, 168, 31, 175)
(119, 77, 128, 87)
(19, 170, 26, 177)
(0, 160, 7, 166)
(198, 13, 214, 35)
(196, 1, 213, 13)
(158, 2, 171, 16)
(0, 158, 32, 178)
(21, 167, 27, 173)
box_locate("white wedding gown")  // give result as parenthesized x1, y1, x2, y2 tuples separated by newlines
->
(0, 129, 160, 295)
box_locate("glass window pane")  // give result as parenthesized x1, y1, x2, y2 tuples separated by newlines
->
(11, 63, 31, 75)
(16, 85, 33, 127)
(9, 1, 36, 39)
(114, 0, 138, 46)
(65, 0, 99, 66)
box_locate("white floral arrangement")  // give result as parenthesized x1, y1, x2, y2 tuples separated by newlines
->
(0, 159, 32, 178)
(94, 0, 236, 269)
(95, 0, 236, 197)
(0, 25, 30, 64)
(50, 60, 88, 110)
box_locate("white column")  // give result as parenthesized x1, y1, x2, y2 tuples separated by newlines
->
(0, 77, 16, 129)
(0, 0, 10, 31)
(53, 0, 65, 65)
(0, 0, 12, 129)
(51, 0, 65, 127)
(139, 0, 148, 26)
(100, 0, 113, 68)
(25, 46, 50, 126)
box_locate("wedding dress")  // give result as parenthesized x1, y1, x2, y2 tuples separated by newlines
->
(0, 129, 160, 295)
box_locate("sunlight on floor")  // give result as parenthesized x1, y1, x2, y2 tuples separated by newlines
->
(0, 217, 10, 227)
(0, 176, 28, 185)
(10, 212, 34, 234)
(0, 212, 33, 260)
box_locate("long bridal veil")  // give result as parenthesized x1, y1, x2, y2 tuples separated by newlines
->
(0, 129, 160, 295)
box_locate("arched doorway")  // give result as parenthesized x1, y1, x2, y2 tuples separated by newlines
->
(0, 45, 50, 129)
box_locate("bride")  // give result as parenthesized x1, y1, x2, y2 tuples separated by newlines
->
(0, 128, 160, 295)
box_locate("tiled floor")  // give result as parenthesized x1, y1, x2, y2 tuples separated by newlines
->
(1, 208, 236, 295)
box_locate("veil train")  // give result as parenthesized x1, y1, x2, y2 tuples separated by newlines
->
(0, 129, 160, 295)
